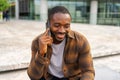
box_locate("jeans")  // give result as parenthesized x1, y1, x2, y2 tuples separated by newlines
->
(39, 76, 69, 80)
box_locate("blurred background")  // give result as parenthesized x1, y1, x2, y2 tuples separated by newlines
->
(0, 0, 120, 80)
(5, 0, 120, 26)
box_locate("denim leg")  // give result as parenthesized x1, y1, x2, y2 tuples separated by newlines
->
(39, 77, 46, 80)
(51, 76, 69, 80)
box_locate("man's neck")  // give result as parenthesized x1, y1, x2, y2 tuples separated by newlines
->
(53, 38, 63, 44)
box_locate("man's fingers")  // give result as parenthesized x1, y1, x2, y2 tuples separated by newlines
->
(41, 36, 52, 40)
(42, 38, 53, 43)
(40, 36, 53, 44)
(43, 28, 49, 36)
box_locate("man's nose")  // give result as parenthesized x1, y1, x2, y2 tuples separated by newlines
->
(58, 26, 65, 32)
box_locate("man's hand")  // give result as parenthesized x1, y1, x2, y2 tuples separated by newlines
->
(38, 28, 53, 56)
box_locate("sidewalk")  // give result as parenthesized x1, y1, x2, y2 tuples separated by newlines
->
(0, 20, 120, 72)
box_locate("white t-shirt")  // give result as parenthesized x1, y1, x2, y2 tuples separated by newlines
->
(48, 38, 66, 78)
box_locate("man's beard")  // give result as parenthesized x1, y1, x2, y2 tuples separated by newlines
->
(51, 31, 67, 43)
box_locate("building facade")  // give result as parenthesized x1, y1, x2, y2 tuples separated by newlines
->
(8, 0, 120, 26)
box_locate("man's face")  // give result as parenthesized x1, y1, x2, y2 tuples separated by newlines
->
(50, 12, 71, 42)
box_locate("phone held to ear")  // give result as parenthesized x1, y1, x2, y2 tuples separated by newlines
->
(46, 21, 51, 36)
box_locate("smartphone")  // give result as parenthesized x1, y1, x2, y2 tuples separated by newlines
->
(46, 21, 51, 36)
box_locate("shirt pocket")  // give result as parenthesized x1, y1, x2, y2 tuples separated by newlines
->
(65, 52, 78, 64)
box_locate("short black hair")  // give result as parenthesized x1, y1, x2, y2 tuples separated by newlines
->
(48, 6, 71, 21)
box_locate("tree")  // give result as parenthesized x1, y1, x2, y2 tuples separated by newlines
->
(0, 0, 10, 11)
(0, 0, 10, 22)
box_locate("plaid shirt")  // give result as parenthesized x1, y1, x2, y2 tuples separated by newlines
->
(27, 30, 95, 80)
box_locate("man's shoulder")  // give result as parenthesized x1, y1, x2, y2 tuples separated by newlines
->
(31, 34, 42, 50)
(71, 30, 86, 39)
(71, 30, 90, 49)
(32, 34, 42, 42)
(32, 34, 42, 46)
(71, 30, 90, 45)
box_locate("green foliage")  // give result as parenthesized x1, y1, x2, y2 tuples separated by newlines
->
(0, 0, 10, 11)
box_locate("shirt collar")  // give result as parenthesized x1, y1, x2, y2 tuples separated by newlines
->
(67, 30, 75, 39)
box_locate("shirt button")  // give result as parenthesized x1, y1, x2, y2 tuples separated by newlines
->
(45, 58, 49, 64)
(46, 61, 48, 64)
(63, 69, 66, 72)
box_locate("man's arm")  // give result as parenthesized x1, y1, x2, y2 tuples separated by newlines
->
(79, 37, 95, 80)
(27, 29, 52, 79)
(27, 39, 48, 80)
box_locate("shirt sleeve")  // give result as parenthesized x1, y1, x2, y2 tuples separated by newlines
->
(78, 36, 95, 80)
(27, 38, 48, 80)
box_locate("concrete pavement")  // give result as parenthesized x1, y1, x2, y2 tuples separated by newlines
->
(0, 20, 120, 79)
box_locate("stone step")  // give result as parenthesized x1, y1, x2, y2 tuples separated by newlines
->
(0, 65, 120, 80)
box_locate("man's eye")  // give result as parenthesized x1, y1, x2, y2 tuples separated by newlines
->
(64, 25, 70, 28)
(54, 24, 60, 27)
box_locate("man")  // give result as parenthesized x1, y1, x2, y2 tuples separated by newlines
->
(27, 6, 95, 80)
(3, 10, 9, 21)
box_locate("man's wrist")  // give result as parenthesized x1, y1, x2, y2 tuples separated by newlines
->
(39, 50, 46, 57)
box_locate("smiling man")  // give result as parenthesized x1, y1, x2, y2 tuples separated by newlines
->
(27, 6, 95, 80)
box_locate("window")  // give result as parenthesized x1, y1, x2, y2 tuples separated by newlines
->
(98, 0, 120, 25)
(48, 0, 90, 23)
